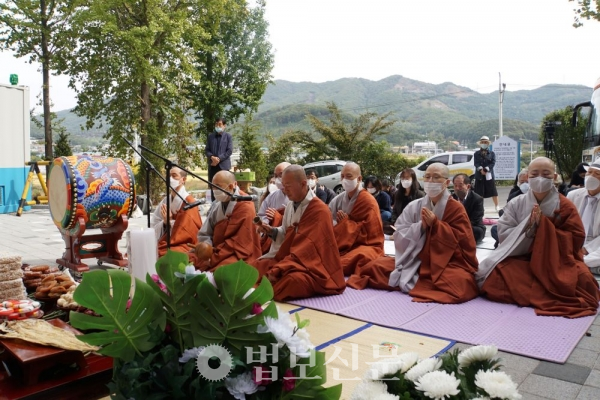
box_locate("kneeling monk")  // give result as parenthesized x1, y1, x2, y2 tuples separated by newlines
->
(254, 165, 345, 301)
(477, 157, 599, 318)
(193, 170, 261, 271)
(347, 163, 479, 304)
(329, 162, 384, 275)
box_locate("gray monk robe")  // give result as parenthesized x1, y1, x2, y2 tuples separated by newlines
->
(477, 187, 599, 318)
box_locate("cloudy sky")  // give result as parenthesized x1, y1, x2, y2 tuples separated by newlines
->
(1, 0, 599, 112)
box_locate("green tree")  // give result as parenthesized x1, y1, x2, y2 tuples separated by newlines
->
(539, 106, 586, 181)
(63, 0, 211, 201)
(234, 117, 268, 186)
(571, 0, 600, 26)
(265, 131, 302, 173)
(53, 129, 73, 157)
(190, 0, 274, 136)
(360, 141, 416, 180)
(0, 0, 77, 160)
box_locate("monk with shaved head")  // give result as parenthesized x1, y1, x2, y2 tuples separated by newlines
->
(193, 170, 261, 271)
(254, 165, 345, 301)
(152, 166, 203, 257)
(348, 162, 480, 304)
(257, 161, 292, 253)
(477, 157, 599, 317)
(328, 162, 384, 275)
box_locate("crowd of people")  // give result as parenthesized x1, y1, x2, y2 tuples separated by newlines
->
(148, 119, 599, 317)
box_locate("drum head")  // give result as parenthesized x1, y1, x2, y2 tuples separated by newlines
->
(49, 159, 75, 229)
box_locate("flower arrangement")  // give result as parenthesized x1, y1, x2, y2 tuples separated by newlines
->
(351, 345, 521, 400)
(69, 251, 341, 399)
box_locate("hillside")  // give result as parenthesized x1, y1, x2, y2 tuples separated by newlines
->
(32, 75, 592, 148)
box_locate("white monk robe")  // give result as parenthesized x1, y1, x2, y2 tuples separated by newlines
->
(150, 186, 190, 241)
(567, 187, 600, 272)
(476, 187, 599, 318)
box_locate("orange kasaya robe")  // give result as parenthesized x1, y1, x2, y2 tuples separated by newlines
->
(158, 194, 202, 258)
(195, 201, 262, 272)
(348, 197, 480, 304)
(253, 199, 345, 302)
(481, 196, 599, 318)
(334, 190, 384, 275)
(260, 208, 285, 254)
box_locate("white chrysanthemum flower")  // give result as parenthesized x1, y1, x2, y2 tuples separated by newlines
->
(475, 370, 522, 400)
(351, 380, 399, 400)
(179, 266, 217, 287)
(472, 397, 491, 400)
(178, 346, 204, 363)
(225, 371, 260, 400)
(396, 351, 420, 373)
(414, 370, 460, 400)
(364, 352, 419, 380)
(405, 357, 443, 382)
(458, 345, 498, 368)
(256, 307, 313, 360)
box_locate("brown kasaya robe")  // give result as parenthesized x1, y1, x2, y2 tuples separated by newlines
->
(157, 194, 202, 257)
(260, 208, 285, 254)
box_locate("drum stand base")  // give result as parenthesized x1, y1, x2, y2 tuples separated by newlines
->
(56, 216, 129, 272)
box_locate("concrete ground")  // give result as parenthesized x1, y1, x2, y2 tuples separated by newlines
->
(1, 186, 599, 399)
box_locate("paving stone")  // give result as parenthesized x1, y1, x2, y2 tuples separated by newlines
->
(518, 375, 581, 400)
(532, 362, 591, 385)
(566, 348, 599, 369)
(576, 385, 600, 399)
(584, 369, 600, 388)
(519, 393, 551, 400)
(497, 351, 540, 373)
(504, 367, 530, 386)
(577, 336, 600, 352)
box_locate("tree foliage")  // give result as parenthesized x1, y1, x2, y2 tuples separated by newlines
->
(539, 106, 587, 181)
(0, 0, 77, 160)
(234, 117, 268, 186)
(571, 0, 600, 27)
(190, 0, 274, 136)
(53, 129, 73, 157)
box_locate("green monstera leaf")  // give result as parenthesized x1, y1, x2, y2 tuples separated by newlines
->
(190, 260, 277, 355)
(70, 269, 166, 362)
(148, 250, 205, 353)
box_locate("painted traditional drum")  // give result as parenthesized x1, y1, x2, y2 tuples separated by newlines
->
(49, 155, 136, 231)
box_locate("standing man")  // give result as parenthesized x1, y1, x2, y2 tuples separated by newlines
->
(205, 118, 233, 199)
(473, 135, 499, 211)
(451, 173, 485, 243)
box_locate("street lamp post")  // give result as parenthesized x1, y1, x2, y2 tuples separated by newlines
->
(520, 139, 533, 164)
(499, 73, 506, 137)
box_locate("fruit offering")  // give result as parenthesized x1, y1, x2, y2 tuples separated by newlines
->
(0, 299, 43, 320)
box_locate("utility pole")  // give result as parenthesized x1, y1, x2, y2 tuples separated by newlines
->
(499, 73, 506, 137)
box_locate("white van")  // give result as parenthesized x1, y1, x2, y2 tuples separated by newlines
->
(303, 160, 347, 193)
(395, 151, 476, 187)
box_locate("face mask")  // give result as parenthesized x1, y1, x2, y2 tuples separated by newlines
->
(528, 176, 554, 193)
(214, 191, 230, 202)
(215, 127, 224, 133)
(518, 182, 530, 194)
(480, 144, 489, 150)
(367, 187, 376, 194)
(275, 177, 283, 190)
(170, 179, 180, 190)
(342, 178, 358, 192)
(401, 179, 412, 189)
(585, 175, 600, 191)
(307, 179, 317, 189)
(454, 188, 467, 199)
(423, 182, 445, 197)
(268, 183, 278, 193)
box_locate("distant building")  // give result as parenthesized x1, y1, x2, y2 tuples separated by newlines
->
(412, 141, 437, 154)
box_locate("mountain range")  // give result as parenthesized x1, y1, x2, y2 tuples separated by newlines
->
(35, 75, 593, 148)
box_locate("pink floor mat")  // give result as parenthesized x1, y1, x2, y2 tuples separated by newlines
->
(288, 290, 596, 363)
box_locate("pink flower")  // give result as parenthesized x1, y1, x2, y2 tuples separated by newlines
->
(252, 365, 273, 385)
(126, 299, 132, 312)
(151, 274, 160, 282)
(251, 303, 263, 315)
(283, 368, 295, 391)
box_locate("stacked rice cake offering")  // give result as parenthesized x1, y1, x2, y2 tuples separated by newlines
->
(0, 252, 26, 301)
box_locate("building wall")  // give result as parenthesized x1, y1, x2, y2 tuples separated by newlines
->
(0, 84, 30, 213)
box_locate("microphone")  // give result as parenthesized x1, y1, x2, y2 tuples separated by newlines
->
(232, 194, 258, 202)
(183, 200, 203, 210)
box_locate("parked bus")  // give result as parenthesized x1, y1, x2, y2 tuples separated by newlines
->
(573, 77, 600, 163)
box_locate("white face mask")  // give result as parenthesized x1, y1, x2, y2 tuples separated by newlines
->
(585, 175, 600, 191)
(170, 179, 180, 190)
(401, 179, 412, 189)
(528, 176, 554, 193)
(342, 178, 358, 193)
(367, 187, 376, 194)
(214, 191, 230, 203)
(275, 177, 283, 190)
(307, 179, 317, 189)
(518, 182, 530, 194)
(268, 183, 278, 193)
(423, 182, 445, 197)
